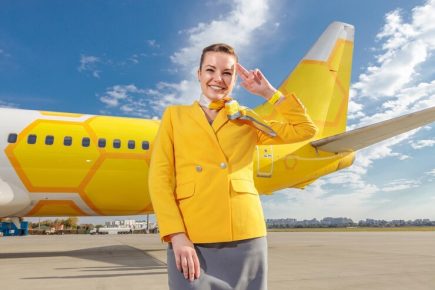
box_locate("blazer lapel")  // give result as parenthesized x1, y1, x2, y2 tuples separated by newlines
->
(189, 101, 220, 144)
(211, 108, 229, 133)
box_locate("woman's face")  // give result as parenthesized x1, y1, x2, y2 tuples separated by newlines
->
(198, 52, 237, 101)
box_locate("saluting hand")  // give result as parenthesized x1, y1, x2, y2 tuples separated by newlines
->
(236, 63, 277, 100)
(170, 233, 201, 281)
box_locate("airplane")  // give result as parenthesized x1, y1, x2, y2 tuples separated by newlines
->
(1, 22, 435, 228)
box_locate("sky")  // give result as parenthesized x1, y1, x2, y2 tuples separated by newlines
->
(1, 0, 434, 224)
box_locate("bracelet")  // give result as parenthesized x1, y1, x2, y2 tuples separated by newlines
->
(267, 90, 282, 105)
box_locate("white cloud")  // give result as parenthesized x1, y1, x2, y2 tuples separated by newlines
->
(78, 55, 101, 78)
(0, 48, 12, 59)
(344, 129, 418, 179)
(352, 80, 435, 129)
(353, 40, 427, 99)
(426, 169, 435, 176)
(350, 0, 435, 129)
(341, 0, 435, 200)
(170, 0, 269, 68)
(147, 40, 160, 48)
(128, 54, 140, 64)
(398, 154, 411, 160)
(352, 1, 435, 100)
(410, 138, 435, 149)
(98, 84, 162, 118)
(79, 53, 146, 77)
(99, 0, 274, 116)
(263, 187, 435, 220)
(0, 100, 19, 108)
(262, 184, 377, 221)
(99, 84, 143, 107)
(313, 130, 416, 197)
(348, 99, 366, 120)
(381, 179, 421, 192)
(147, 0, 272, 112)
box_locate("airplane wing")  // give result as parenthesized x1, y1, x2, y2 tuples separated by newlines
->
(311, 106, 435, 153)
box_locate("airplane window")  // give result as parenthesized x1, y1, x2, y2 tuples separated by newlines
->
(64, 136, 72, 146)
(128, 140, 135, 149)
(142, 141, 149, 150)
(7, 133, 17, 143)
(28, 134, 37, 144)
(82, 137, 90, 147)
(45, 135, 54, 145)
(113, 139, 121, 149)
(98, 138, 106, 148)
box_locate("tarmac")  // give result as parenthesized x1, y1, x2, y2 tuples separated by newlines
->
(1, 231, 435, 290)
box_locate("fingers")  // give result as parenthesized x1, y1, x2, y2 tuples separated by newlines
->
(239, 81, 248, 90)
(170, 233, 201, 281)
(252, 69, 261, 85)
(237, 64, 275, 98)
(236, 62, 265, 85)
(187, 255, 195, 281)
(240, 70, 261, 90)
(174, 248, 200, 281)
(181, 256, 189, 279)
(255, 69, 264, 81)
(193, 252, 201, 279)
(236, 63, 250, 80)
(175, 254, 182, 272)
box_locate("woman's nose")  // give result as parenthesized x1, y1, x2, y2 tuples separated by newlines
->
(213, 74, 224, 82)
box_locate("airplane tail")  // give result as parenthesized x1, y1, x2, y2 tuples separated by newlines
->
(255, 22, 354, 138)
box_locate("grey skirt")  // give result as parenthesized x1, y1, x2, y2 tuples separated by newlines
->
(167, 237, 267, 290)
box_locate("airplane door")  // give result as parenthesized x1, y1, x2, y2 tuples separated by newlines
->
(256, 145, 273, 177)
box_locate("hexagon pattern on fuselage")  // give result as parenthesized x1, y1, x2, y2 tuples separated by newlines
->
(5, 114, 160, 216)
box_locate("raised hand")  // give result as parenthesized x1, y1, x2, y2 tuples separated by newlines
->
(236, 63, 277, 100)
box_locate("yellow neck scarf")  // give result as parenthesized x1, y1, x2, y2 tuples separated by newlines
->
(198, 94, 277, 137)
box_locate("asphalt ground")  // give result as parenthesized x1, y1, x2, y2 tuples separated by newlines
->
(1, 231, 434, 290)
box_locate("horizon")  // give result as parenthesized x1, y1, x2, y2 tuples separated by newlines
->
(23, 215, 435, 226)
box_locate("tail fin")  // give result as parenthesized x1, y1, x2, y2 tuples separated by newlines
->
(255, 21, 354, 138)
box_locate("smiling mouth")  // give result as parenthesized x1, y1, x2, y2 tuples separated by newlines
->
(209, 85, 226, 92)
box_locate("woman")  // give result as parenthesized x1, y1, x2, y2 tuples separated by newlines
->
(149, 43, 317, 290)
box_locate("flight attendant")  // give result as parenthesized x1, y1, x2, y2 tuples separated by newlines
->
(149, 43, 317, 290)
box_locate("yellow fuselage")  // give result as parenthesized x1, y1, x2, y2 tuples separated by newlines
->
(1, 109, 354, 217)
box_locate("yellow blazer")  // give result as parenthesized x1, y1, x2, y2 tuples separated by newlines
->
(148, 94, 317, 243)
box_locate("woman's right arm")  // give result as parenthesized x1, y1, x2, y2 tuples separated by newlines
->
(148, 107, 185, 240)
(148, 107, 200, 281)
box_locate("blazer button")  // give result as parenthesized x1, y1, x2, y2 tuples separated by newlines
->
(196, 165, 203, 172)
(220, 162, 227, 169)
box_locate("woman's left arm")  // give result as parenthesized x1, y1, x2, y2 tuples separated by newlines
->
(258, 91, 318, 144)
(236, 63, 318, 144)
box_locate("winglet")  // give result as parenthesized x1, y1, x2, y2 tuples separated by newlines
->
(304, 21, 354, 65)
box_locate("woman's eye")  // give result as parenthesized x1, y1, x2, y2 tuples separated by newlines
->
(206, 68, 214, 72)
(224, 72, 233, 76)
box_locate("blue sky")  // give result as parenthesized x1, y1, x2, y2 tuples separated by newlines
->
(1, 0, 434, 223)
